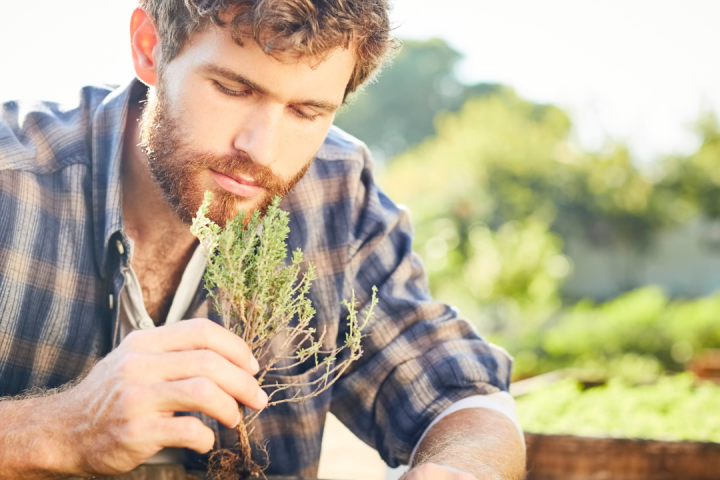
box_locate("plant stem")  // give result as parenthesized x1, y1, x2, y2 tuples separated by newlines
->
(235, 410, 253, 471)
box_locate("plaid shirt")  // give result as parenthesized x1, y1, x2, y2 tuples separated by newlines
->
(0, 80, 513, 477)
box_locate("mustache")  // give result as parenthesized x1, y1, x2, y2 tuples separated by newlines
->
(187, 150, 291, 196)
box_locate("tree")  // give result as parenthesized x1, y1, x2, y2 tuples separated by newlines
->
(334, 39, 501, 161)
(378, 89, 675, 326)
(658, 112, 720, 221)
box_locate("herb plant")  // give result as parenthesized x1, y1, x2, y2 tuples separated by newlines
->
(191, 191, 377, 479)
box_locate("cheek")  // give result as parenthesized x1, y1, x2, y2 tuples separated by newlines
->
(278, 118, 334, 175)
(170, 78, 238, 146)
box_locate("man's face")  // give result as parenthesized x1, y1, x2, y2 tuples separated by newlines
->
(139, 22, 355, 226)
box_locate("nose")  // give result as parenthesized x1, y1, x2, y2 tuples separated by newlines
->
(232, 103, 282, 168)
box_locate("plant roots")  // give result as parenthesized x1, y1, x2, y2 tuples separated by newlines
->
(208, 412, 265, 480)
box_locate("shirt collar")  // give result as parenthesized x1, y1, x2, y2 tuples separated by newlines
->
(90, 78, 143, 279)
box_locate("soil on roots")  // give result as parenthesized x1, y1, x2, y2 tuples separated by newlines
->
(207, 414, 265, 480)
(207, 449, 264, 480)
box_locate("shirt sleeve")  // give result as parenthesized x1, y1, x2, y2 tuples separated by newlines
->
(328, 151, 515, 468)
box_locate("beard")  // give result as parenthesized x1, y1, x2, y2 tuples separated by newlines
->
(138, 80, 312, 227)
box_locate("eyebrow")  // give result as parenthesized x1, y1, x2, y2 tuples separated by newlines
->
(201, 62, 341, 114)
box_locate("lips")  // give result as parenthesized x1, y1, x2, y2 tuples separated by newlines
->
(209, 169, 265, 198)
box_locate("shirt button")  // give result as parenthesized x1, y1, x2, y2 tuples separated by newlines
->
(139, 319, 154, 329)
(115, 240, 125, 255)
(109, 294, 114, 310)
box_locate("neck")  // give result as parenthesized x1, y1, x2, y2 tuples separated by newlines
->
(121, 91, 196, 251)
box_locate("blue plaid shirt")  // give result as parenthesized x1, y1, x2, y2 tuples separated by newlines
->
(0, 80, 513, 477)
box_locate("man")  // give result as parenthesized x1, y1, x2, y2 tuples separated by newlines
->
(0, 1, 525, 478)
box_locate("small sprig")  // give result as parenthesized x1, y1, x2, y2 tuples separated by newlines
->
(191, 191, 377, 422)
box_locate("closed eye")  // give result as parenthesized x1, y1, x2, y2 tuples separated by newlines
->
(291, 106, 320, 121)
(214, 79, 320, 121)
(214, 81, 250, 97)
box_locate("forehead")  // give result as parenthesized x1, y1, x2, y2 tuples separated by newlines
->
(173, 23, 356, 100)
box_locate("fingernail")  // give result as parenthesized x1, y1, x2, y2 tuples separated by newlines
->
(258, 387, 268, 405)
(250, 356, 260, 374)
(234, 411, 241, 428)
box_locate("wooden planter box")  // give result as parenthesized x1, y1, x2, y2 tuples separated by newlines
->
(525, 433, 720, 480)
(69, 465, 315, 480)
(73, 434, 720, 480)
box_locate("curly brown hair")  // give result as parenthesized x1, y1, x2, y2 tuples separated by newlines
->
(138, 0, 398, 96)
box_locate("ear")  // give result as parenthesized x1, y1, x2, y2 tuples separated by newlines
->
(130, 7, 161, 87)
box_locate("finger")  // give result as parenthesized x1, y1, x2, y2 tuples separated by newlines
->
(123, 318, 259, 374)
(149, 416, 216, 454)
(153, 377, 244, 428)
(149, 350, 268, 410)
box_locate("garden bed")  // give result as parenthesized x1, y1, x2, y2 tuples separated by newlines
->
(517, 372, 720, 479)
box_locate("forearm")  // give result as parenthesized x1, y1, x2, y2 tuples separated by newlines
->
(413, 407, 526, 480)
(0, 391, 79, 479)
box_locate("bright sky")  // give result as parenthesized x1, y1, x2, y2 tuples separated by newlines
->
(1, 0, 718, 162)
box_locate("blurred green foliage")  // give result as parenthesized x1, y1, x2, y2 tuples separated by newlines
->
(493, 287, 720, 379)
(657, 112, 720, 220)
(335, 39, 501, 161)
(517, 373, 720, 441)
(377, 88, 679, 330)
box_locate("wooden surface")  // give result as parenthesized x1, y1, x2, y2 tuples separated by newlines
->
(73, 464, 333, 480)
(70, 465, 316, 480)
(525, 433, 720, 480)
(69, 465, 190, 480)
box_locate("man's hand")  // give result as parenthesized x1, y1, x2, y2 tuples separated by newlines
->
(401, 463, 477, 479)
(0, 318, 267, 478)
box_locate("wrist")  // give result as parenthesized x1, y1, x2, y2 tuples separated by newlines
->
(40, 388, 88, 475)
(0, 389, 83, 478)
